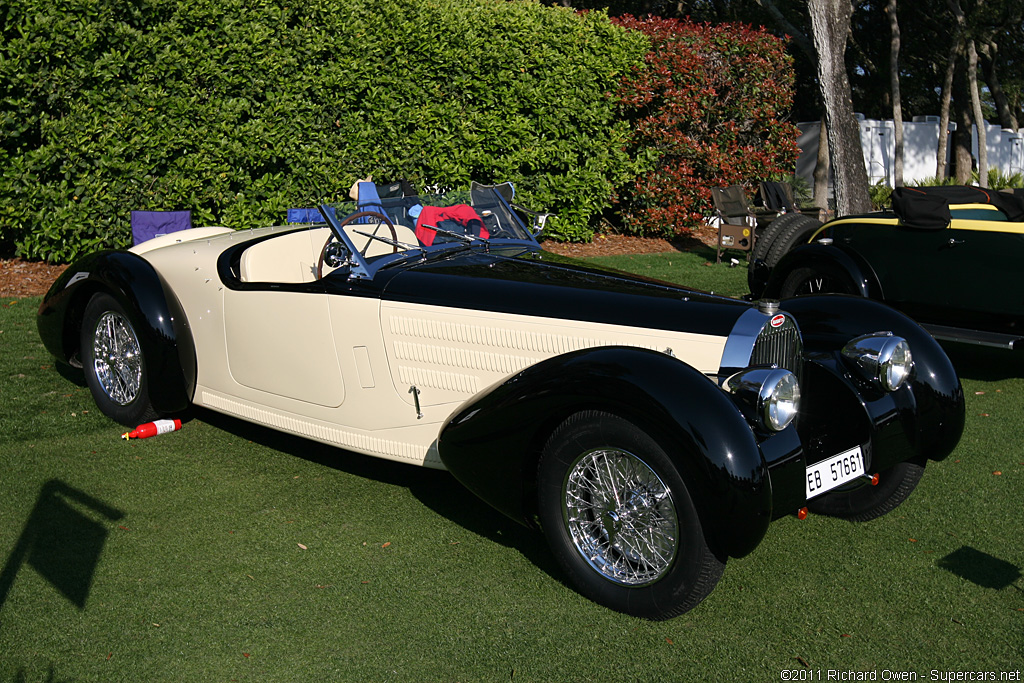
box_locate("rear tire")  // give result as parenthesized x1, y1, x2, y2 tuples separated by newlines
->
(808, 460, 924, 522)
(81, 292, 158, 426)
(779, 265, 857, 297)
(537, 411, 724, 620)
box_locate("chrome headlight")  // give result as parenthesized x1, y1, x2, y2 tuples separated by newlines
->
(725, 368, 801, 432)
(841, 332, 914, 391)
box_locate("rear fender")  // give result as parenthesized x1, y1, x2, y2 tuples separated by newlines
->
(762, 244, 883, 300)
(438, 346, 773, 559)
(37, 250, 196, 414)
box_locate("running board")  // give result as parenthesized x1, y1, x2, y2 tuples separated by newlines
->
(921, 323, 1024, 350)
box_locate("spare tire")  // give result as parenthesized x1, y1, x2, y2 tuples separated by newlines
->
(751, 213, 824, 268)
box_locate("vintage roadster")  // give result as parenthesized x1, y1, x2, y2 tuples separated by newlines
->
(749, 185, 1024, 350)
(38, 184, 965, 619)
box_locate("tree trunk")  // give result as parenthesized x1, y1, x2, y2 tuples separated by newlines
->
(808, 0, 871, 216)
(936, 44, 958, 179)
(946, 0, 989, 187)
(755, 0, 817, 60)
(887, 0, 904, 188)
(978, 41, 1018, 131)
(966, 38, 988, 187)
(814, 119, 830, 216)
(952, 66, 975, 184)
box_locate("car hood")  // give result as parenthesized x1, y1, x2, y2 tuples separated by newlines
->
(379, 247, 751, 338)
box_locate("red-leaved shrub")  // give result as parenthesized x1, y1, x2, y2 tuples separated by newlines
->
(613, 17, 800, 237)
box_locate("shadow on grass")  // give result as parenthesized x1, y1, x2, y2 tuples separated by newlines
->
(54, 362, 86, 388)
(192, 408, 561, 581)
(936, 546, 1022, 590)
(9, 665, 72, 683)
(0, 480, 124, 624)
(684, 243, 720, 262)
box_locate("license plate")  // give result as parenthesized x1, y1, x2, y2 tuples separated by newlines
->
(806, 446, 865, 499)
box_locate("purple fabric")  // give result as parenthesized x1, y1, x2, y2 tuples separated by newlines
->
(287, 206, 337, 223)
(131, 210, 192, 245)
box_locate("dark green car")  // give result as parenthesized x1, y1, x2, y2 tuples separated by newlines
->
(749, 186, 1024, 350)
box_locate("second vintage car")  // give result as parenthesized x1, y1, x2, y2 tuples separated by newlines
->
(38, 183, 965, 619)
(749, 185, 1024, 349)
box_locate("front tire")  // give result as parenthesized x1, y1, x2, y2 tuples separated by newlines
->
(81, 292, 158, 426)
(808, 460, 924, 522)
(538, 411, 724, 620)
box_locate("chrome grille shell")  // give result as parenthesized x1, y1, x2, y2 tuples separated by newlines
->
(718, 307, 803, 381)
(750, 315, 802, 374)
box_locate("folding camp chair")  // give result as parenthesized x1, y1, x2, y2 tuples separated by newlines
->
(470, 181, 552, 236)
(755, 181, 797, 214)
(375, 179, 417, 200)
(710, 186, 756, 264)
(354, 181, 387, 223)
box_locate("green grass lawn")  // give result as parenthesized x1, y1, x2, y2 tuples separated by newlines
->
(1, 251, 1021, 682)
(585, 243, 750, 298)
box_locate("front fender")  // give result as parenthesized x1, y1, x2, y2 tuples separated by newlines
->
(438, 346, 774, 559)
(762, 244, 883, 300)
(781, 295, 964, 464)
(37, 250, 196, 414)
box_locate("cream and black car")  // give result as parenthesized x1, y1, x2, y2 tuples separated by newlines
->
(38, 185, 965, 619)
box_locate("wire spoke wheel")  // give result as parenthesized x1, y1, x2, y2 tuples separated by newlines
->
(564, 447, 678, 586)
(81, 292, 157, 426)
(92, 310, 143, 405)
(538, 411, 724, 620)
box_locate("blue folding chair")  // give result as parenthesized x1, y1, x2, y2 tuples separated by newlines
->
(286, 207, 336, 224)
(355, 182, 385, 222)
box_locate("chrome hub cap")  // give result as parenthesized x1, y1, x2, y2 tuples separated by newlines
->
(92, 311, 142, 405)
(563, 448, 678, 586)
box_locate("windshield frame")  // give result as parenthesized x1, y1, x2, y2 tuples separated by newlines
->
(317, 186, 540, 279)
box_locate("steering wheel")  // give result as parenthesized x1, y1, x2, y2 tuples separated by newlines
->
(317, 210, 399, 279)
(487, 226, 515, 239)
(478, 212, 514, 240)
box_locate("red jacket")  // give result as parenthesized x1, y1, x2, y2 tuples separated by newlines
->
(415, 204, 489, 246)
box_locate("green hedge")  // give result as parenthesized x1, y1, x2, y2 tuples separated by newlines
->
(0, 0, 647, 261)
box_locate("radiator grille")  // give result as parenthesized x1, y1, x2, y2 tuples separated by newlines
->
(750, 318, 802, 375)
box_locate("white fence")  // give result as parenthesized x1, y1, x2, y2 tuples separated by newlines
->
(795, 116, 1024, 188)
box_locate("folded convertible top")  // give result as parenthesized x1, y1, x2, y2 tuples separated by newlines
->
(892, 185, 1024, 228)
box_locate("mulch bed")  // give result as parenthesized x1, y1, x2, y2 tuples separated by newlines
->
(539, 231, 713, 258)
(1, 259, 69, 299)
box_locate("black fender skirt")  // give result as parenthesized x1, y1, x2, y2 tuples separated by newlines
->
(781, 294, 965, 465)
(437, 346, 783, 560)
(760, 243, 883, 300)
(37, 250, 196, 414)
